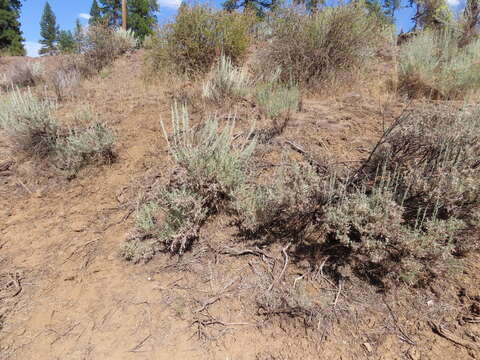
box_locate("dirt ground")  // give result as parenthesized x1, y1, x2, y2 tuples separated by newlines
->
(1, 53, 479, 359)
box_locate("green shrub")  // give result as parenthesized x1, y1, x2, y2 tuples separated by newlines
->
(146, 5, 253, 75)
(398, 29, 480, 99)
(202, 54, 250, 102)
(257, 5, 384, 86)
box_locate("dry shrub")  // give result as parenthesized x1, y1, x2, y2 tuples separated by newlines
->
(50, 65, 81, 101)
(145, 5, 254, 76)
(234, 104, 479, 287)
(79, 25, 137, 76)
(398, 29, 480, 99)
(0, 90, 115, 174)
(234, 163, 335, 236)
(0, 61, 44, 90)
(123, 104, 256, 260)
(257, 4, 385, 87)
(323, 106, 480, 286)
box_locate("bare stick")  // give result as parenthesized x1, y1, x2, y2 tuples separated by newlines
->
(268, 243, 291, 292)
(129, 334, 152, 353)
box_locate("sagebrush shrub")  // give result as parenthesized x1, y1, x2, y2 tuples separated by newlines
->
(202, 55, 250, 102)
(0, 89, 57, 157)
(55, 121, 115, 173)
(162, 103, 256, 194)
(399, 29, 480, 99)
(145, 5, 253, 75)
(257, 5, 384, 86)
(255, 73, 300, 118)
(124, 104, 256, 259)
(0, 90, 115, 173)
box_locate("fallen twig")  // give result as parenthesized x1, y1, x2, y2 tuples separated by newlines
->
(128, 334, 152, 353)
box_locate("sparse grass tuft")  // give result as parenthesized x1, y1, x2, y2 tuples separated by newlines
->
(202, 55, 250, 102)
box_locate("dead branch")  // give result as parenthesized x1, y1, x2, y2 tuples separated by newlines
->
(429, 321, 480, 351)
(268, 243, 291, 292)
(284, 140, 327, 173)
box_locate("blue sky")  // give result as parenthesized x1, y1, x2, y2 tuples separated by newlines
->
(21, 0, 464, 57)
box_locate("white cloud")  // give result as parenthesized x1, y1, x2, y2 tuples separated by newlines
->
(446, 0, 460, 6)
(157, 0, 182, 8)
(79, 13, 92, 20)
(24, 42, 41, 57)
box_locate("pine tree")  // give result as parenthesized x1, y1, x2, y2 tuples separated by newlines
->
(223, 0, 277, 17)
(89, 0, 102, 25)
(99, 0, 122, 27)
(74, 18, 85, 53)
(39, 2, 59, 55)
(57, 30, 76, 53)
(0, 0, 25, 55)
(127, 0, 159, 40)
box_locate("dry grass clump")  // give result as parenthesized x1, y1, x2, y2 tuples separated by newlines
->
(123, 104, 256, 261)
(398, 29, 480, 99)
(0, 61, 44, 90)
(202, 55, 250, 103)
(0, 89, 115, 174)
(145, 5, 254, 76)
(257, 4, 385, 86)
